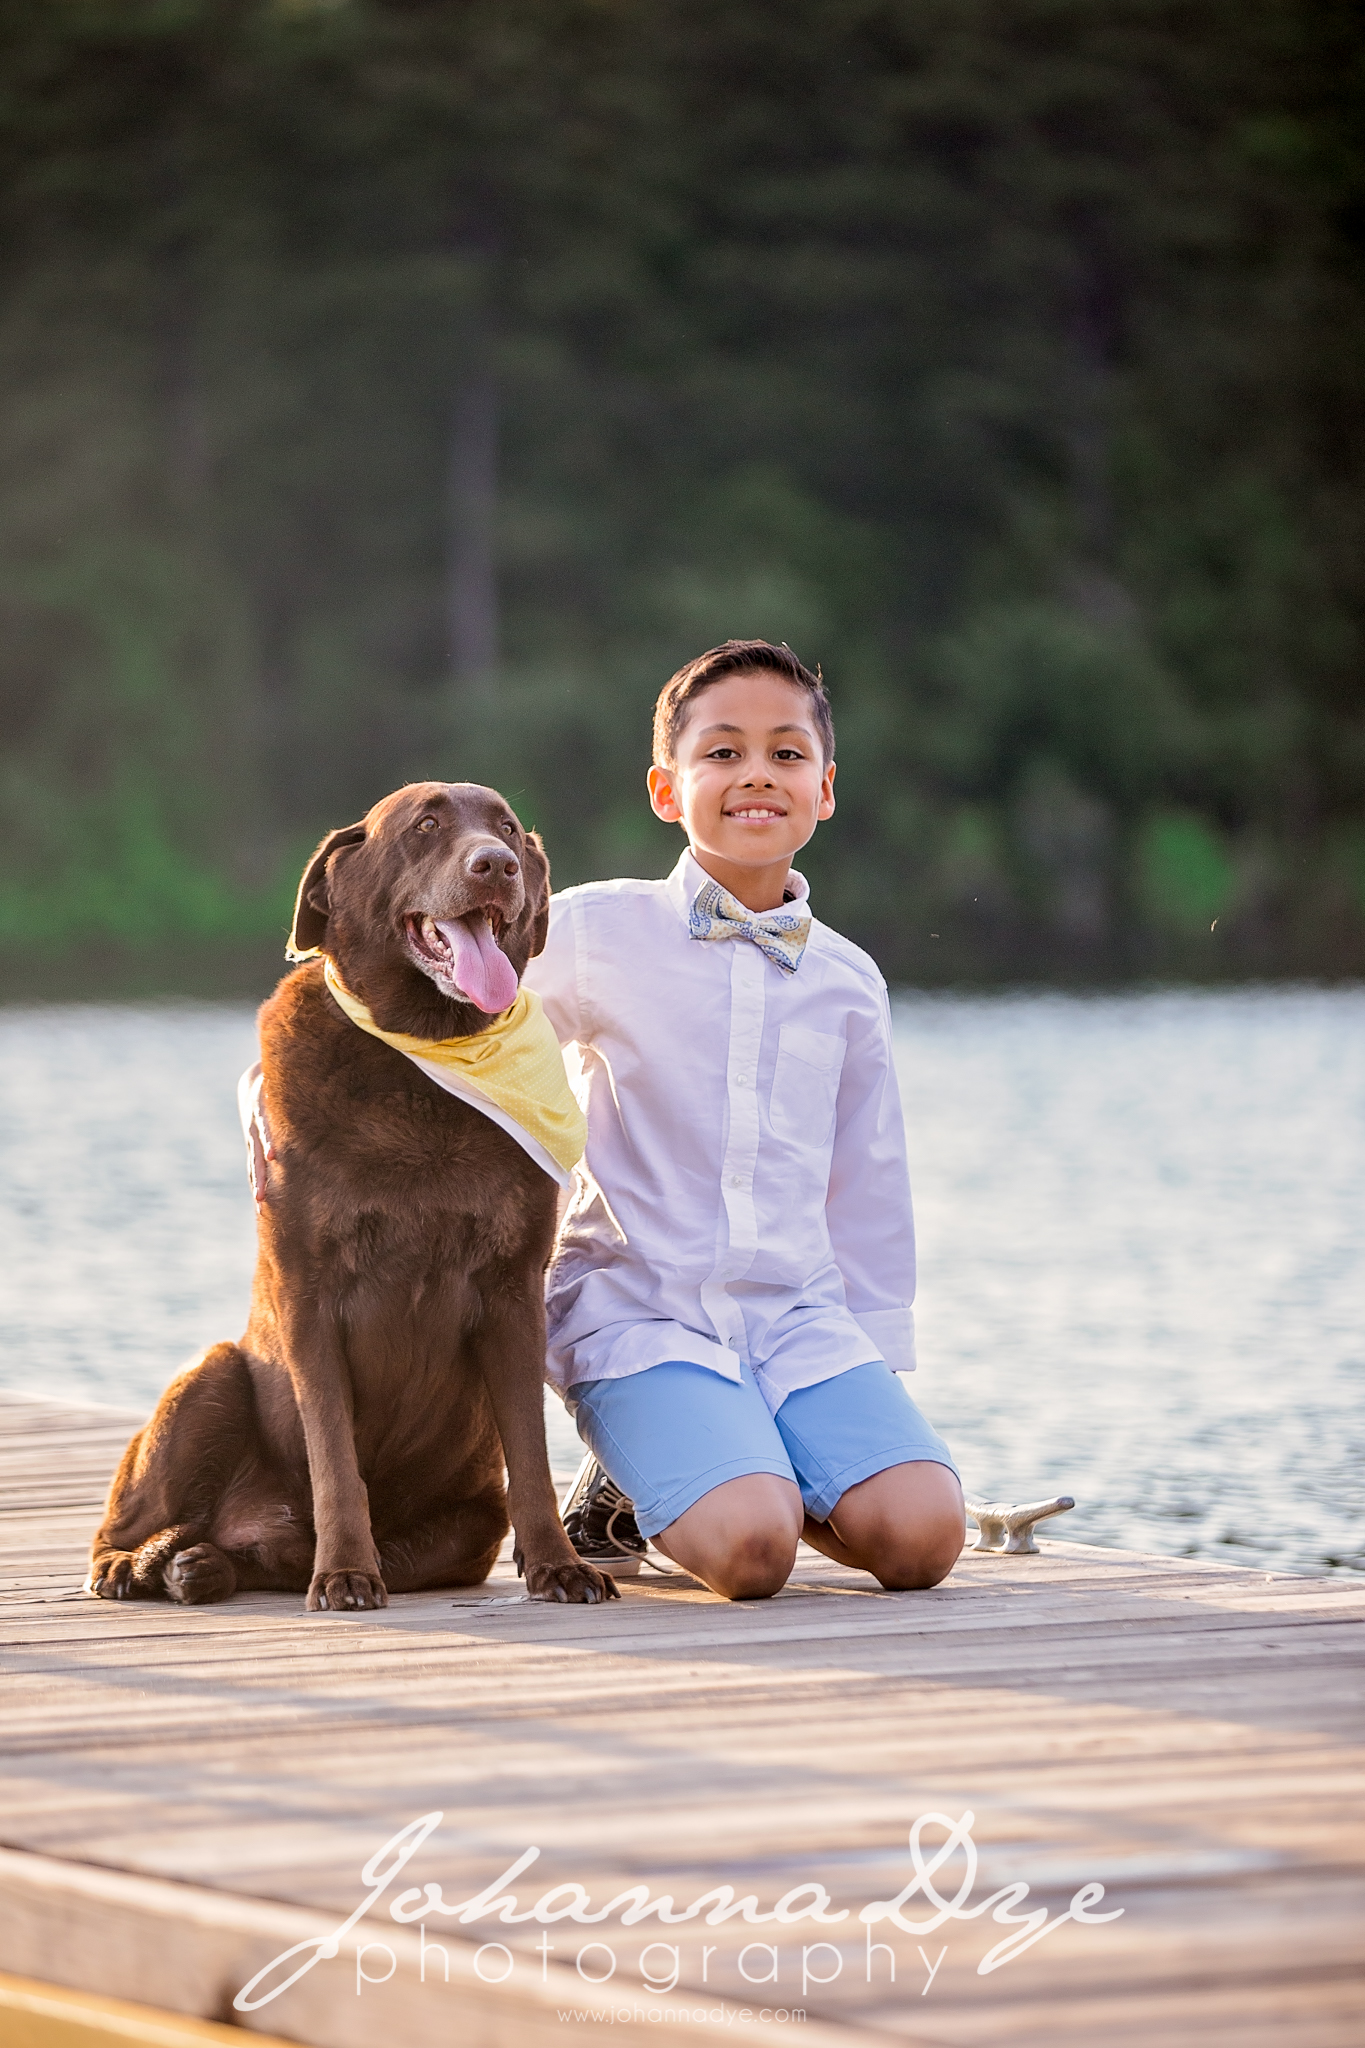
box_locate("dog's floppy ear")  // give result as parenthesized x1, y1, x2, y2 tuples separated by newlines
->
(524, 829, 552, 959)
(286, 822, 367, 961)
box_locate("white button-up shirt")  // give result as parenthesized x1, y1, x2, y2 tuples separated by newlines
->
(524, 848, 917, 1412)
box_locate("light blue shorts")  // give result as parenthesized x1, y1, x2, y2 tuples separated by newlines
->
(567, 1357, 958, 1540)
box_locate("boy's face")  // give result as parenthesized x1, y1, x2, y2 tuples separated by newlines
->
(647, 671, 836, 885)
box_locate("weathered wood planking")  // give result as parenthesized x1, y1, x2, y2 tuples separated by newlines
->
(0, 1389, 1362, 2048)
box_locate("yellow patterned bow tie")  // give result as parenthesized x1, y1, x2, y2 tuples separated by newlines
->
(688, 878, 812, 975)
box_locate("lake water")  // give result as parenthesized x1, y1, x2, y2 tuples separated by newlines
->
(1, 988, 1360, 1575)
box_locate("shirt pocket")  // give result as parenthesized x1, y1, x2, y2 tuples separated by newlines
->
(768, 1024, 847, 1150)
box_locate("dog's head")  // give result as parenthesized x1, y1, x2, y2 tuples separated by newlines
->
(288, 782, 551, 1037)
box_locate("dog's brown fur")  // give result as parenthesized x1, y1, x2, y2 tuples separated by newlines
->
(87, 782, 615, 1610)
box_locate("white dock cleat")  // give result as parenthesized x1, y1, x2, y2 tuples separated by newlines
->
(965, 1495, 1076, 1554)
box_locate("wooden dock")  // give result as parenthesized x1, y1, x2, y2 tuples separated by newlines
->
(1, 1388, 1362, 2048)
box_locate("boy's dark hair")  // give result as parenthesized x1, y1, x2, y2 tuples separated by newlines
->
(652, 640, 835, 768)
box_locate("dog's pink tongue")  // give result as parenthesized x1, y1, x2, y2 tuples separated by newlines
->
(436, 914, 518, 1014)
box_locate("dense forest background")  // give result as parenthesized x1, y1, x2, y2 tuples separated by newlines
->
(1, 0, 1362, 991)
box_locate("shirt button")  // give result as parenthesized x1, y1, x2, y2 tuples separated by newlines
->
(730, 1175, 744, 1188)
(735, 1073, 750, 1088)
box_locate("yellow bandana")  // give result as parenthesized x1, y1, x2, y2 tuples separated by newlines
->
(323, 959, 586, 1188)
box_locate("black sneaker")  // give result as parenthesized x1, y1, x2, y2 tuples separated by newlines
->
(560, 1454, 648, 1576)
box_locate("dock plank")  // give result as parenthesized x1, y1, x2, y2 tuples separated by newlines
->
(0, 1391, 1361, 2046)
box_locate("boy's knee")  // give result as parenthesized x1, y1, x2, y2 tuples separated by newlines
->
(871, 1505, 966, 1592)
(714, 1524, 798, 1600)
(657, 1474, 802, 1599)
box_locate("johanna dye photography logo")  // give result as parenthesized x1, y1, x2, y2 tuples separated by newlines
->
(234, 1809, 1123, 2015)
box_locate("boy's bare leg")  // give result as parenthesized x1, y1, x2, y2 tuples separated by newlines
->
(652, 1474, 804, 1600)
(649, 1464, 963, 1600)
(799, 1461, 965, 1590)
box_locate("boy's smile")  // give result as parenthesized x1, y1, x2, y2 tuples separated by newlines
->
(647, 670, 836, 912)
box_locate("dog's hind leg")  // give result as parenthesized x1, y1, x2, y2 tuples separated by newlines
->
(88, 1342, 258, 1602)
(376, 1486, 510, 1593)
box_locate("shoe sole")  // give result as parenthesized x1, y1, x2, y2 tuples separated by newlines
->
(574, 1551, 644, 1577)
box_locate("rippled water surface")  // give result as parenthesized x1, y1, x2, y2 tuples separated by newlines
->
(1, 989, 1360, 1574)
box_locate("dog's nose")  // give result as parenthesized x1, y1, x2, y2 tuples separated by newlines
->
(465, 843, 521, 882)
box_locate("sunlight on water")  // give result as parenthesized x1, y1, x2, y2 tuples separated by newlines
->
(0, 989, 1359, 1574)
(895, 987, 1365, 1576)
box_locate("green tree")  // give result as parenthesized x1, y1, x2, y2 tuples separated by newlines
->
(0, 0, 1360, 984)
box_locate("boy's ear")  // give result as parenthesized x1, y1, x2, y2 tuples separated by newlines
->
(647, 764, 683, 823)
(287, 822, 367, 961)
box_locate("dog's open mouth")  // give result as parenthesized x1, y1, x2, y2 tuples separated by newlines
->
(405, 910, 518, 1015)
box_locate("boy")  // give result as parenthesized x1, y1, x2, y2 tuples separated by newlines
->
(526, 640, 963, 1600)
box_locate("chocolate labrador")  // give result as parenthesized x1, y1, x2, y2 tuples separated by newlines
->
(87, 782, 616, 1609)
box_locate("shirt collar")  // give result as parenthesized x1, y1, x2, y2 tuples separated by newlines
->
(665, 846, 811, 926)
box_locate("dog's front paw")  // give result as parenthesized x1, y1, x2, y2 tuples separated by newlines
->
(307, 1570, 388, 1613)
(86, 1551, 138, 1601)
(523, 1557, 620, 1605)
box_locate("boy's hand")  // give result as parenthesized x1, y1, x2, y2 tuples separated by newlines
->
(237, 1062, 274, 1210)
